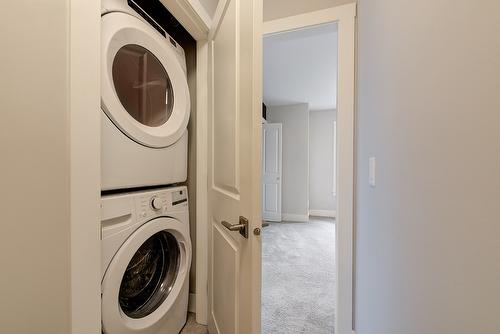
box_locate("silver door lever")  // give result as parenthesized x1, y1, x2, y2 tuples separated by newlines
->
(222, 216, 249, 238)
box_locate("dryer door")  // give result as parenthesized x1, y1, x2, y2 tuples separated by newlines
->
(101, 12, 190, 148)
(101, 217, 191, 334)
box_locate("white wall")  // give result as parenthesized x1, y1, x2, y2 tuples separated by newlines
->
(267, 104, 309, 220)
(263, 23, 338, 110)
(356, 0, 500, 333)
(309, 109, 336, 215)
(0, 1, 71, 332)
(264, 0, 356, 21)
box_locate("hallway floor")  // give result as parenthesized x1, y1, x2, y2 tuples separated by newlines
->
(180, 313, 208, 334)
(262, 217, 336, 334)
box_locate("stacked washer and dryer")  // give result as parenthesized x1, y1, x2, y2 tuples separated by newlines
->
(100, 1, 192, 333)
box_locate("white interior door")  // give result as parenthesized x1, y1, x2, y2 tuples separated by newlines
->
(207, 0, 262, 333)
(262, 123, 282, 222)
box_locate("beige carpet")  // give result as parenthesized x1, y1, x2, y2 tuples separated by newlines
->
(262, 217, 336, 334)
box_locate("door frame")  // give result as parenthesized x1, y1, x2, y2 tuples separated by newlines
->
(263, 4, 356, 334)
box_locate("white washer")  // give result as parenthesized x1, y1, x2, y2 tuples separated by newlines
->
(101, 186, 191, 334)
(101, 0, 190, 191)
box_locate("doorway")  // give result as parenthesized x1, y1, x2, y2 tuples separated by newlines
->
(184, 2, 355, 333)
(261, 22, 338, 333)
(260, 4, 356, 334)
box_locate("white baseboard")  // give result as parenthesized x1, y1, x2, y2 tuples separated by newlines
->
(263, 212, 281, 222)
(188, 293, 196, 313)
(281, 213, 309, 222)
(309, 209, 336, 218)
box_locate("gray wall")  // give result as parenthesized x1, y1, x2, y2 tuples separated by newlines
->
(268, 104, 309, 219)
(264, 0, 356, 21)
(0, 0, 71, 332)
(309, 109, 336, 213)
(356, 0, 500, 333)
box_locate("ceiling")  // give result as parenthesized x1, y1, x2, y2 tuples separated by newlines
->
(263, 23, 338, 111)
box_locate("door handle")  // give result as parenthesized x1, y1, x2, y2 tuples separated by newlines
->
(222, 216, 249, 239)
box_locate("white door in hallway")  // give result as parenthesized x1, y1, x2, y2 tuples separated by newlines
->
(262, 123, 282, 222)
(207, 0, 262, 333)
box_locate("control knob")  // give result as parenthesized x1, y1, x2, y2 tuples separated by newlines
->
(151, 197, 162, 210)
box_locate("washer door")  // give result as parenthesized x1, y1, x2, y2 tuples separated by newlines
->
(101, 12, 190, 148)
(102, 217, 190, 334)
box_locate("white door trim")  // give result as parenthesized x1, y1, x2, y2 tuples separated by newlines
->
(263, 4, 354, 35)
(263, 4, 356, 333)
(70, 0, 101, 333)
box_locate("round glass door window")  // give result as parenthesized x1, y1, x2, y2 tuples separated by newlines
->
(112, 44, 174, 127)
(119, 231, 180, 318)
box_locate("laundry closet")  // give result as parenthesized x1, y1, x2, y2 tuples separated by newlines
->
(99, 0, 199, 333)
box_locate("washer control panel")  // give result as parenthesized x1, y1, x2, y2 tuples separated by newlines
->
(171, 189, 188, 207)
(134, 187, 188, 220)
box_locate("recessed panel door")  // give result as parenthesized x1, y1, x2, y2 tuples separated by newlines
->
(207, 0, 262, 333)
(262, 123, 282, 222)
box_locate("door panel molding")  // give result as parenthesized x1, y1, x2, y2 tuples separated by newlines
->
(211, 222, 240, 334)
(211, 0, 241, 198)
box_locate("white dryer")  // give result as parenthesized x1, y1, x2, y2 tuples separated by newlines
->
(101, 0, 190, 191)
(101, 186, 191, 334)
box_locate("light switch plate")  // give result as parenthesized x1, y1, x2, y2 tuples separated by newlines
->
(369, 157, 376, 187)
